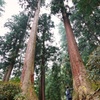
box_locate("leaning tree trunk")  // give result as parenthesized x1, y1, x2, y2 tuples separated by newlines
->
(3, 45, 20, 82)
(20, 0, 41, 100)
(3, 64, 13, 82)
(61, 7, 100, 100)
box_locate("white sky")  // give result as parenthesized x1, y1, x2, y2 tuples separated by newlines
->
(0, 0, 21, 36)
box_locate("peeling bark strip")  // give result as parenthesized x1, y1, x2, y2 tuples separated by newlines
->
(20, 0, 41, 99)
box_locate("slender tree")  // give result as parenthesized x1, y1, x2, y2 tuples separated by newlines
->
(51, 0, 100, 99)
(35, 13, 57, 100)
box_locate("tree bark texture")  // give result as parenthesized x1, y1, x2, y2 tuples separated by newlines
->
(61, 8, 100, 100)
(20, 0, 41, 100)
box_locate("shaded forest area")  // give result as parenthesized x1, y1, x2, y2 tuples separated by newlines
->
(0, 0, 100, 100)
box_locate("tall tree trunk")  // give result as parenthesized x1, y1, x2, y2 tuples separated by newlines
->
(61, 6, 100, 100)
(20, 0, 41, 100)
(3, 64, 13, 82)
(39, 32, 45, 100)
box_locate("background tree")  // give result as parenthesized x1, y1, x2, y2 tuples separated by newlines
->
(35, 13, 59, 100)
(0, 13, 28, 82)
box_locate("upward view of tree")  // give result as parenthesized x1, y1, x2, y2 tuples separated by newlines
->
(0, 0, 100, 100)
(51, 0, 100, 99)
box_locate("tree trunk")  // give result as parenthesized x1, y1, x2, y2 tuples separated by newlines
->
(3, 64, 13, 82)
(39, 64, 45, 100)
(61, 8, 100, 100)
(20, 0, 41, 100)
(39, 32, 45, 100)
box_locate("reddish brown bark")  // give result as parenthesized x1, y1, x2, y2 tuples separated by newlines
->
(62, 13, 88, 90)
(61, 5, 100, 98)
(20, 0, 41, 100)
(61, 5, 93, 99)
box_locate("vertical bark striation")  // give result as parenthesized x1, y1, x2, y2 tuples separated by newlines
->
(20, 0, 41, 100)
(61, 9, 93, 99)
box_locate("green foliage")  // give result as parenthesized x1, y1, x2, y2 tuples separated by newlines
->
(35, 13, 58, 74)
(0, 0, 5, 6)
(10, 77, 20, 83)
(51, 0, 65, 14)
(0, 12, 28, 77)
(19, 0, 45, 12)
(86, 47, 100, 81)
(34, 13, 60, 99)
(58, 22, 72, 86)
(58, 22, 67, 50)
(14, 93, 26, 100)
(0, 0, 5, 16)
(0, 82, 21, 100)
(70, 1, 100, 64)
(72, 0, 100, 16)
(45, 63, 61, 100)
(19, 0, 38, 10)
